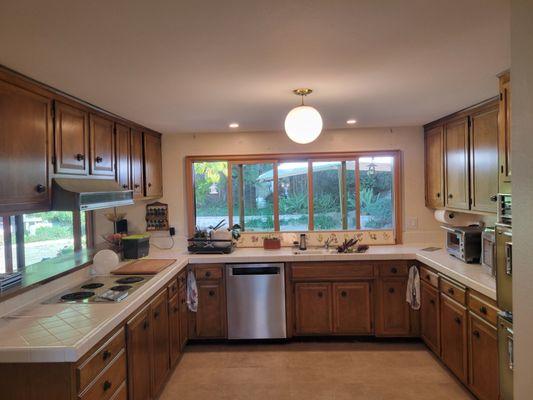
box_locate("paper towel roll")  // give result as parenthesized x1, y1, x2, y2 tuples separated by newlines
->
(434, 210, 479, 226)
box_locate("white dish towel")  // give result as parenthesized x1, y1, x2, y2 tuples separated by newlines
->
(187, 270, 198, 312)
(406, 265, 421, 310)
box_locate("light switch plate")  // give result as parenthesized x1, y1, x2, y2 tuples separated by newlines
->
(407, 217, 418, 230)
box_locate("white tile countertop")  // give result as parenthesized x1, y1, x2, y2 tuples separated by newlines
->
(0, 244, 495, 363)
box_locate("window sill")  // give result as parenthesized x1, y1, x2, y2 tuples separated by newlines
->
(0, 249, 94, 302)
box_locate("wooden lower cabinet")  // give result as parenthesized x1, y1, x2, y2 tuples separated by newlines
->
(294, 282, 332, 335)
(193, 280, 226, 338)
(420, 280, 440, 355)
(332, 282, 372, 334)
(178, 285, 189, 350)
(127, 289, 170, 400)
(168, 294, 181, 366)
(376, 278, 410, 336)
(440, 294, 468, 383)
(468, 313, 499, 400)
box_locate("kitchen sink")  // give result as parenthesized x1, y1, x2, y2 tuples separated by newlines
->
(292, 248, 338, 255)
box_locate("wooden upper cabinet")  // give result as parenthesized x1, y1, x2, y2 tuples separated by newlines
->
(470, 102, 499, 213)
(295, 282, 332, 335)
(420, 281, 440, 355)
(376, 278, 410, 336)
(425, 125, 444, 208)
(498, 72, 511, 193)
(54, 101, 89, 175)
(468, 313, 499, 400)
(89, 113, 115, 176)
(126, 307, 152, 400)
(332, 282, 372, 334)
(445, 116, 470, 210)
(144, 132, 163, 197)
(115, 123, 131, 190)
(440, 294, 468, 383)
(131, 128, 144, 198)
(0, 79, 51, 214)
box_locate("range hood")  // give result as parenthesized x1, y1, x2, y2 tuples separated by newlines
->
(52, 179, 134, 211)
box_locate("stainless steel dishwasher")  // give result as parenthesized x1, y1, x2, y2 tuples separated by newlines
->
(226, 263, 286, 339)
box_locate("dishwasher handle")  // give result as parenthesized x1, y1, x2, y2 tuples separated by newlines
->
(230, 266, 280, 276)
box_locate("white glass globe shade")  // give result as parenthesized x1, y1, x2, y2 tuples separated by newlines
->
(284, 105, 323, 144)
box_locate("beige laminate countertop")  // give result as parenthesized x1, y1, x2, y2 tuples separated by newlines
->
(0, 244, 495, 363)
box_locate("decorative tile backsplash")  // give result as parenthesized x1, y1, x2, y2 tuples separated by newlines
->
(235, 230, 395, 248)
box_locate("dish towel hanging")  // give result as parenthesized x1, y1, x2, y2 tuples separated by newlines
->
(187, 270, 198, 312)
(406, 265, 421, 310)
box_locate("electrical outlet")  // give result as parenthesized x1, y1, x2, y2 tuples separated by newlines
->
(407, 217, 418, 230)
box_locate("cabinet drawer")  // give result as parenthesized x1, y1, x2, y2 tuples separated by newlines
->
(167, 278, 179, 297)
(379, 261, 409, 277)
(109, 381, 127, 400)
(440, 277, 466, 305)
(468, 293, 498, 326)
(77, 329, 125, 392)
(420, 265, 439, 288)
(291, 262, 374, 281)
(79, 350, 126, 400)
(195, 265, 223, 280)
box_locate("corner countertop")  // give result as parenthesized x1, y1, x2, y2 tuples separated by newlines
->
(0, 244, 495, 363)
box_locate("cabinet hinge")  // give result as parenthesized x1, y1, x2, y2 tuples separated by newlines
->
(500, 92, 503, 101)
(50, 105, 55, 119)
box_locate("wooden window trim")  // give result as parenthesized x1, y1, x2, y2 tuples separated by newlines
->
(186, 150, 402, 243)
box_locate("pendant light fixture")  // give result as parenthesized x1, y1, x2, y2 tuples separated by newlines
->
(284, 88, 323, 144)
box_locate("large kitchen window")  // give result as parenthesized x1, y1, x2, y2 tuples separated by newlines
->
(187, 151, 400, 239)
(0, 211, 92, 274)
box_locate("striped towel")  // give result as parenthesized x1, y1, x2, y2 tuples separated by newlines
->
(406, 265, 421, 310)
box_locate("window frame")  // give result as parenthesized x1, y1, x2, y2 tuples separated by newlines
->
(1, 211, 94, 274)
(186, 150, 402, 243)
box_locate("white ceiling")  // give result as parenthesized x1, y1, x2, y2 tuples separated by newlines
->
(0, 0, 510, 134)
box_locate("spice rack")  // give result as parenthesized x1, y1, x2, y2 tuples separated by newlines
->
(145, 202, 169, 231)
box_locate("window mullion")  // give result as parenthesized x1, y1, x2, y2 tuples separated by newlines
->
(308, 160, 314, 231)
(341, 161, 347, 230)
(227, 162, 234, 228)
(273, 162, 280, 231)
(14, 215, 25, 269)
(2, 216, 13, 273)
(73, 210, 82, 251)
(238, 164, 244, 230)
(355, 158, 361, 230)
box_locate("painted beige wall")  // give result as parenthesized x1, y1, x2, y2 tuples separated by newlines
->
(511, 1, 533, 397)
(149, 126, 442, 247)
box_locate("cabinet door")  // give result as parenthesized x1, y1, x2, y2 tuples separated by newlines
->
(126, 307, 152, 400)
(376, 278, 410, 336)
(294, 283, 332, 335)
(470, 104, 499, 213)
(332, 282, 372, 334)
(195, 281, 225, 338)
(425, 125, 444, 208)
(89, 114, 115, 176)
(143, 132, 163, 197)
(131, 128, 144, 198)
(0, 80, 51, 213)
(54, 101, 89, 175)
(445, 117, 470, 210)
(468, 314, 499, 400)
(420, 281, 440, 355)
(498, 72, 511, 192)
(440, 294, 468, 383)
(150, 291, 169, 397)
(115, 123, 131, 190)
(168, 294, 181, 367)
(178, 285, 188, 350)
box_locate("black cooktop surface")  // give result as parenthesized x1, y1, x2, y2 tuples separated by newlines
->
(115, 276, 145, 284)
(61, 291, 95, 301)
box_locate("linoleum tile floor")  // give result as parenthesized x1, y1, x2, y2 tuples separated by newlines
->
(159, 341, 475, 400)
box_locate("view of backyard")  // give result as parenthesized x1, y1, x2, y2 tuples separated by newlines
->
(193, 157, 394, 232)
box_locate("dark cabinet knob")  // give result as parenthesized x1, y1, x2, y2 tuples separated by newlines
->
(388, 288, 395, 294)
(103, 380, 112, 391)
(426, 274, 431, 280)
(436, 192, 441, 198)
(122, 184, 128, 189)
(154, 311, 160, 319)
(205, 271, 211, 278)
(490, 195, 498, 202)
(448, 193, 453, 199)
(341, 291, 347, 298)
(447, 288, 455, 295)
(391, 267, 398, 274)
(102, 350, 111, 361)
(174, 306, 179, 313)
(95, 156, 103, 163)
(148, 182, 152, 187)
(209, 290, 215, 297)
(143, 320, 149, 330)
(35, 184, 46, 193)
(75, 153, 85, 161)
(317, 291, 323, 298)
(429, 299, 435, 305)
(181, 298, 186, 304)
(479, 306, 488, 315)
(473, 330, 480, 338)
(454, 317, 461, 325)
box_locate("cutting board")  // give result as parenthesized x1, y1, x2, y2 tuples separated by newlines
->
(112, 259, 177, 275)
